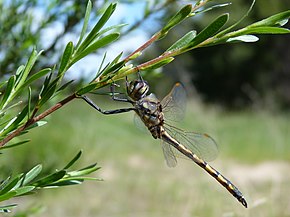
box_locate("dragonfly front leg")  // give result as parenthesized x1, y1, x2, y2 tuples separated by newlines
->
(110, 83, 132, 103)
(80, 95, 136, 115)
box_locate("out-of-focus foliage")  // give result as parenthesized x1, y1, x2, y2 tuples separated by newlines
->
(153, 0, 290, 109)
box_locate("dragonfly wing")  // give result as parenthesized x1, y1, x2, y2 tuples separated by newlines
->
(161, 141, 177, 167)
(161, 83, 186, 122)
(164, 124, 219, 162)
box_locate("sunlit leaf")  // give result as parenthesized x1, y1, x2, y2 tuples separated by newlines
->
(63, 150, 82, 170)
(76, 0, 92, 48)
(187, 13, 229, 48)
(72, 33, 120, 65)
(162, 5, 192, 35)
(77, 3, 117, 53)
(249, 10, 290, 28)
(140, 57, 174, 71)
(22, 165, 43, 185)
(0, 75, 15, 109)
(59, 41, 74, 75)
(0, 140, 30, 150)
(14, 186, 35, 196)
(166, 31, 197, 52)
(34, 170, 66, 187)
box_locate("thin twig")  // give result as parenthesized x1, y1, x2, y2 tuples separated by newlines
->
(0, 93, 77, 147)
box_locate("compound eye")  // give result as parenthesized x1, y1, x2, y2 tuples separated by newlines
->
(128, 80, 149, 100)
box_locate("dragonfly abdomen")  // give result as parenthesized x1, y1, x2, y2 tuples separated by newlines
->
(161, 130, 247, 208)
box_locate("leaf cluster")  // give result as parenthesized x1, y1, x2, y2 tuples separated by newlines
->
(0, 151, 100, 213)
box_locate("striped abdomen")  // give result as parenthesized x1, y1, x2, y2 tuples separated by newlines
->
(161, 131, 247, 208)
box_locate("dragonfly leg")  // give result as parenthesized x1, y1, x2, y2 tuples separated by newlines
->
(110, 83, 131, 103)
(80, 95, 135, 115)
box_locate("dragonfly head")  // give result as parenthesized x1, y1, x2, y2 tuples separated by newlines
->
(127, 79, 149, 100)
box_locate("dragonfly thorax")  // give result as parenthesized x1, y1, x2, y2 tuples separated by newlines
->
(127, 79, 149, 101)
(135, 93, 164, 139)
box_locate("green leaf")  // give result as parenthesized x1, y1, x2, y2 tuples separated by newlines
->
(227, 35, 259, 43)
(98, 23, 127, 36)
(0, 191, 17, 202)
(38, 77, 60, 107)
(187, 13, 229, 48)
(0, 75, 15, 109)
(101, 60, 126, 78)
(78, 3, 117, 53)
(193, 3, 231, 15)
(98, 52, 124, 77)
(166, 31, 197, 52)
(249, 10, 290, 28)
(76, 83, 100, 95)
(76, 0, 92, 48)
(58, 41, 74, 75)
(15, 49, 42, 89)
(72, 33, 120, 65)
(0, 105, 29, 135)
(162, 5, 192, 35)
(22, 165, 43, 185)
(25, 121, 47, 130)
(27, 86, 31, 120)
(243, 26, 290, 34)
(0, 176, 20, 195)
(63, 150, 82, 170)
(48, 179, 83, 187)
(0, 176, 11, 191)
(57, 80, 74, 92)
(140, 57, 174, 71)
(0, 140, 30, 150)
(14, 186, 35, 196)
(34, 170, 66, 187)
(68, 163, 100, 177)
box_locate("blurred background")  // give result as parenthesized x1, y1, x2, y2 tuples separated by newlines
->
(1, 0, 290, 216)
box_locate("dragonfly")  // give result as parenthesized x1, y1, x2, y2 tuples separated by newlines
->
(80, 75, 248, 208)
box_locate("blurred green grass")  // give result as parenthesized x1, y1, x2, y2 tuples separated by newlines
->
(2, 96, 290, 216)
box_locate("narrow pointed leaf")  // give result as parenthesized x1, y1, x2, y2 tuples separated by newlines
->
(227, 35, 259, 43)
(34, 170, 66, 187)
(15, 49, 42, 88)
(1, 105, 29, 135)
(76, 0, 92, 48)
(57, 80, 74, 92)
(249, 10, 290, 28)
(244, 26, 290, 34)
(166, 31, 197, 52)
(72, 33, 120, 65)
(77, 83, 100, 95)
(0, 191, 17, 202)
(22, 165, 43, 185)
(0, 75, 15, 109)
(59, 41, 74, 75)
(187, 13, 229, 48)
(193, 3, 231, 15)
(78, 3, 117, 53)
(0, 140, 30, 150)
(0, 176, 20, 195)
(140, 57, 174, 71)
(162, 5, 192, 35)
(63, 151, 82, 170)
(25, 121, 47, 131)
(14, 186, 35, 196)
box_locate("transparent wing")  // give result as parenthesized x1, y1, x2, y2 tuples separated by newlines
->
(161, 141, 177, 167)
(161, 83, 186, 122)
(164, 124, 219, 162)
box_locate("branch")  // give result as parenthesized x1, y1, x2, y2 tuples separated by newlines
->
(0, 93, 77, 147)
